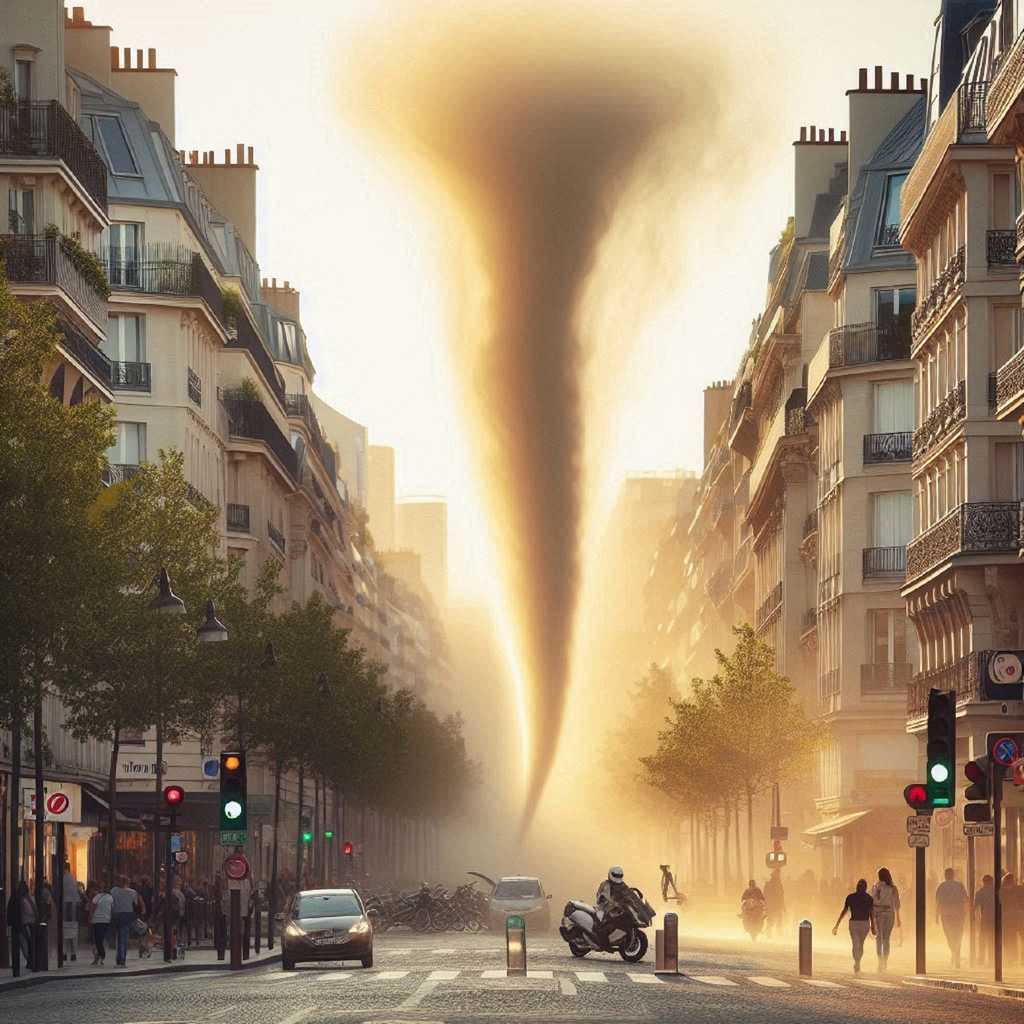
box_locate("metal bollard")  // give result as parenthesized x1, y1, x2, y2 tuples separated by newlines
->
(243, 914, 251, 960)
(506, 914, 526, 977)
(657, 913, 679, 975)
(215, 912, 225, 961)
(798, 920, 812, 977)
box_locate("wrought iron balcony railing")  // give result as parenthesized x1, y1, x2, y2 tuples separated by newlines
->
(861, 662, 912, 695)
(705, 564, 731, 607)
(226, 503, 250, 533)
(0, 100, 108, 209)
(801, 607, 817, 634)
(828, 321, 912, 368)
(110, 360, 151, 391)
(863, 431, 912, 464)
(906, 500, 1022, 581)
(958, 80, 988, 134)
(102, 463, 141, 486)
(907, 654, 984, 716)
(187, 367, 202, 406)
(987, 228, 1016, 267)
(875, 223, 901, 249)
(913, 380, 966, 461)
(863, 545, 907, 578)
(995, 345, 1024, 414)
(911, 246, 965, 342)
(756, 581, 783, 630)
(267, 520, 287, 554)
(57, 318, 111, 387)
(803, 512, 818, 541)
(221, 396, 299, 481)
(3, 233, 107, 331)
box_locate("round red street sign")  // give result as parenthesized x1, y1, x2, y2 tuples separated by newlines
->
(223, 853, 249, 880)
(992, 736, 1020, 766)
(46, 792, 69, 816)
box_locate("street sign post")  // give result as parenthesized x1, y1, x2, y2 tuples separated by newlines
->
(963, 823, 995, 838)
(906, 816, 931, 835)
(992, 736, 1020, 767)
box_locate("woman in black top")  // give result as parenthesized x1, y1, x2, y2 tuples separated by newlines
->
(832, 879, 876, 973)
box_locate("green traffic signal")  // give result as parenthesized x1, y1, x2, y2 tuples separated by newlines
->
(302, 831, 313, 844)
(324, 830, 335, 839)
(926, 691, 955, 807)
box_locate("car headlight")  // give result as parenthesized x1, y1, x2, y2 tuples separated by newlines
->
(349, 919, 370, 935)
(285, 923, 305, 938)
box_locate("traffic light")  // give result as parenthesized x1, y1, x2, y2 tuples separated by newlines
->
(903, 783, 931, 811)
(302, 830, 314, 844)
(163, 785, 185, 809)
(926, 689, 956, 807)
(343, 840, 354, 857)
(963, 757, 992, 823)
(324, 830, 335, 840)
(765, 838, 786, 868)
(219, 751, 247, 831)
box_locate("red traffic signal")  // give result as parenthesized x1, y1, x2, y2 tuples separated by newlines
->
(163, 785, 185, 808)
(903, 783, 930, 810)
(342, 841, 354, 856)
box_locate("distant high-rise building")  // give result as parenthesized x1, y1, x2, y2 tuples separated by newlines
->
(314, 397, 368, 506)
(368, 445, 396, 550)
(396, 498, 448, 609)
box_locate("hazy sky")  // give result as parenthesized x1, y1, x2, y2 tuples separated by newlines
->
(85, 0, 938, 598)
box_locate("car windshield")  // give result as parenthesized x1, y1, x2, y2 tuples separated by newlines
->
(294, 893, 362, 919)
(494, 880, 542, 899)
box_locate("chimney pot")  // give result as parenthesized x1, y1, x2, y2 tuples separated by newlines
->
(890, 71, 899, 91)
(810, 124, 816, 142)
(859, 67, 868, 90)
(110, 46, 120, 70)
(72, 6, 84, 22)
(223, 148, 230, 164)
(920, 76, 927, 92)
(820, 129, 826, 141)
(828, 127, 835, 142)
(190, 150, 198, 165)
(148, 48, 157, 69)
(247, 145, 254, 164)
(906, 73, 914, 90)
(840, 130, 847, 142)
(136, 49, 143, 70)
(272, 277, 277, 288)
(799, 126, 807, 142)
(123, 47, 131, 69)
(874, 65, 883, 90)
(284, 280, 290, 290)
(236, 143, 244, 164)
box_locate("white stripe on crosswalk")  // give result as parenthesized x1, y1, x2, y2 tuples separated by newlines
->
(371, 970, 409, 981)
(575, 971, 608, 983)
(481, 969, 506, 979)
(748, 976, 790, 988)
(386, 949, 411, 956)
(853, 978, 894, 989)
(691, 975, 737, 986)
(559, 977, 577, 996)
(526, 970, 553, 979)
(314, 972, 354, 981)
(628, 973, 661, 985)
(802, 978, 845, 989)
(262, 973, 298, 982)
(431, 949, 454, 955)
(427, 970, 460, 981)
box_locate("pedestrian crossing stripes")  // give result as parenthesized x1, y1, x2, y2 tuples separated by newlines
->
(853, 978, 894, 989)
(691, 975, 737, 986)
(427, 970, 460, 981)
(370, 970, 409, 981)
(574, 971, 608, 983)
(748, 976, 790, 987)
(627, 973, 661, 984)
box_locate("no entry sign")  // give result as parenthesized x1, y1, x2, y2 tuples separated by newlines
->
(223, 853, 250, 881)
(20, 782, 81, 823)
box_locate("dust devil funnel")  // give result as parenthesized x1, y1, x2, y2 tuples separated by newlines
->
(349, 6, 702, 830)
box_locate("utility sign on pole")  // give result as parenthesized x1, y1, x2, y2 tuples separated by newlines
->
(906, 816, 931, 835)
(907, 833, 930, 848)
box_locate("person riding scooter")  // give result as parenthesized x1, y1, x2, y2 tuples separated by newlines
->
(740, 878, 766, 941)
(595, 867, 630, 941)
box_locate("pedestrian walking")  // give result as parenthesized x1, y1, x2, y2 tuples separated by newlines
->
(870, 868, 901, 972)
(89, 882, 113, 966)
(109, 876, 142, 967)
(1002, 873, 1024, 965)
(935, 867, 968, 969)
(139, 876, 154, 920)
(764, 869, 786, 938)
(832, 878, 875, 974)
(60, 861, 81, 962)
(974, 874, 996, 967)
(7, 880, 37, 970)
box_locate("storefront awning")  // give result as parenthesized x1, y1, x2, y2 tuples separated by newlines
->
(802, 809, 872, 840)
(83, 787, 144, 827)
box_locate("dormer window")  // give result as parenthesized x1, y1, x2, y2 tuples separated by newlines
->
(277, 320, 297, 362)
(876, 173, 907, 249)
(81, 114, 140, 176)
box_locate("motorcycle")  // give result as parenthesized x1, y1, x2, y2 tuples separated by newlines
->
(740, 896, 765, 941)
(559, 886, 656, 963)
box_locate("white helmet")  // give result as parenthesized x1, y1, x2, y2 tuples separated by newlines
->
(608, 866, 625, 883)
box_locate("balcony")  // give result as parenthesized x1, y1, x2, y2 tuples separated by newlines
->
(861, 662, 912, 696)
(226, 503, 251, 533)
(755, 581, 783, 630)
(863, 431, 912, 465)
(103, 463, 140, 486)
(110, 360, 151, 392)
(802, 511, 817, 539)
(0, 100, 108, 211)
(3, 233, 107, 334)
(905, 500, 1022, 582)
(705, 564, 731, 608)
(225, 306, 287, 407)
(729, 381, 757, 457)
(828, 322, 912, 368)
(994, 345, 1024, 419)
(863, 545, 906, 579)
(987, 229, 1017, 268)
(221, 396, 299, 482)
(801, 607, 817, 636)
(907, 654, 984, 717)
(187, 368, 202, 406)
(912, 380, 965, 461)
(911, 246, 964, 344)
(958, 81, 988, 134)
(57, 318, 111, 389)
(267, 521, 287, 555)
(988, 29, 1024, 141)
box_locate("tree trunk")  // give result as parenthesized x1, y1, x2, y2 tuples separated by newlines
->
(33, 673, 45, 970)
(154, 706, 164, 894)
(9, 699, 22, 974)
(710, 810, 718, 894)
(295, 763, 305, 886)
(106, 725, 121, 882)
(723, 801, 731, 890)
(734, 801, 741, 884)
(269, 757, 281, 950)
(745, 786, 754, 880)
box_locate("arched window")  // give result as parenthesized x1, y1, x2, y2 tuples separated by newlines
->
(69, 377, 84, 406)
(49, 364, 65, 403)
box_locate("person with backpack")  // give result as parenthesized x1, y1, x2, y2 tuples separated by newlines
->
(870, 868, 901, 972)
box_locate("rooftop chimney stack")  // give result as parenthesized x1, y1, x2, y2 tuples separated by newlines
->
(792, 120, 848, 238)
(186, 146, 260, 254)
(260, 277, 302, 322)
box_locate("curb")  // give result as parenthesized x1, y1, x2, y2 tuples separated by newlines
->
(0, 952, 280, 992)
(904, 974, 1024, 1000)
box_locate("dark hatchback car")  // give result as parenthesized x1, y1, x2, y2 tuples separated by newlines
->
(282, 889, 373, 970)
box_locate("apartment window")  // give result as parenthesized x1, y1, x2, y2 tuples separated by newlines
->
(877, 173, 907, 246)
(993, 305, 1022, 369)
(872, 380, 913, 433)
(107, 422, 146, 466)
(14, 59, 32, 101)
(994, 443, 1024, 501)
(7, 188, 34, 234)
(869, 609, 907, 665)
(277, 321, 297, 362)
(875, 286, 916, 341)
(104, 314, 146, 362)
(872, 491, 912, 547)
(992, 171, 1017, 230)
(108, 223, 143, 287)
(82, 114, 140, 176)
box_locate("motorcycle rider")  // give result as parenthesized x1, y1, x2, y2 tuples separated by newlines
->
(741, 878, 765, 904)
(740, 878, 767, 940)
(595, 867, 630, 941)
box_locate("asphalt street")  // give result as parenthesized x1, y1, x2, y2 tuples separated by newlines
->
(3, 930, 1022, 1024)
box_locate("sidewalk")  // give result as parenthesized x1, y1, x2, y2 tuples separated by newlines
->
(0, 946, 280, 992)
(904, 974, 1024, 1001)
